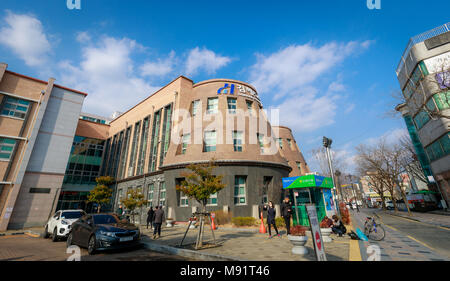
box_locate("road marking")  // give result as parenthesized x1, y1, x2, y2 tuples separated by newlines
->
(348, 216, 362, 261)
(383, 223, 399, 232)
(406, 235, 436, 251)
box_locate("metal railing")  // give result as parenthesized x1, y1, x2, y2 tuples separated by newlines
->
(396, 22, 450, 75)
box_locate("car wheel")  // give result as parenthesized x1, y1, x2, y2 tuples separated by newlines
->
(67, 232, 73, 247)
(88, 235, 96, 255)
(52, 228, 58, 242)
(43, 225, 49, 239)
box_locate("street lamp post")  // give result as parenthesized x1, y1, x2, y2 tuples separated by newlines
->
(323, 137, 340, 214)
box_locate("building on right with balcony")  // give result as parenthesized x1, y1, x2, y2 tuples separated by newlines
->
(395, 22, 450, 208)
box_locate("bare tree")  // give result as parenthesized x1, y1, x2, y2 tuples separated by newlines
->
(355, 138, 412, 215)
(398, 134, 428, 185)
(310, 146, 348, 177)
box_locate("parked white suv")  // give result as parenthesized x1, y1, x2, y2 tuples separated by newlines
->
(44, 210, 86, 242)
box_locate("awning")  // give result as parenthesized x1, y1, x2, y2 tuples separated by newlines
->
(282, 175, 333, 189)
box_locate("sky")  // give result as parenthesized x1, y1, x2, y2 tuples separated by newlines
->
(0, 0, 449, 175)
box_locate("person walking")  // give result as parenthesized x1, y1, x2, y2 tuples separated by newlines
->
(116, 205, 124, 220)
(152, 205, 165, 239)
(146, 206, 154, 229)
(281, 197, 292, 235)
(266, 201, 280, 238)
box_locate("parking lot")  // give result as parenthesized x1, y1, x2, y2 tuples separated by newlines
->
(0, 234, 191, 261)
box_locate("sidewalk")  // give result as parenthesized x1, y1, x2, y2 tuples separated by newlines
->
(140, 224, 351, 261)
(0, 227, 43, 237)
(384, 209, 450, 229)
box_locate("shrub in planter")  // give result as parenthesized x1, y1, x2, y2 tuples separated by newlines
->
(232, 217, 256, 227)
(339, 203, 351, 225)
(320, 217, 333, 228)
(288, 225, 308, 255)
(289, 225, 307, 236)
(213, 210, 233, 225)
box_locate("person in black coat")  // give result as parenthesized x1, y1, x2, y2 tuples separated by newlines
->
(146, 207, 154, 229)
(266, 201, 280, 238)
(281, 197, 292, 235)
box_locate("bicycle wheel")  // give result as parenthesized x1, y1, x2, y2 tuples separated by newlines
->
(368, 224, 385, 241)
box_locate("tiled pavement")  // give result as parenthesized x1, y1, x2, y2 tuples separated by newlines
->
(352, 210, 449, 261)
(141, 224, 351, 261)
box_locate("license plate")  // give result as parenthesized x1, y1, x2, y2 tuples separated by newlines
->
(119, 236, 133, 242)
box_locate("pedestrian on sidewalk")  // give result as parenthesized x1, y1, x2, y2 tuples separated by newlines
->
(331, 215, 346, 237)
(266, 201, 280, 238)
(281, 197, 292, 235)
(147, 206, 154, 229)
(152, 205, 165, 239)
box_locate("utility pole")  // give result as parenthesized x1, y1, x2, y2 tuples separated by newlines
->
(323, 137, 340, 214)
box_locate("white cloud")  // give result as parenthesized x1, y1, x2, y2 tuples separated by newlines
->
(0, 11, 51, 66)
(344, 103, 355, 114)
(140, 51, 176, 77)
(366, 128, 408, 146)
(59, 36, 159, 116)
(76, 31, 91, 43)
(250, 41, 369, 99)
(185, 47, 231, 75)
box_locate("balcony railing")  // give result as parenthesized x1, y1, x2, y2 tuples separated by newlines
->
(396, 22, 450, 75)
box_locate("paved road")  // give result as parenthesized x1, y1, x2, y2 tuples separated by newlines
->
(352, 208, 450, 261)
(0, 234, 191, 261)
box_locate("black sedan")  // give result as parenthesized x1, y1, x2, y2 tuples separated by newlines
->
(67, 213, 141, 255)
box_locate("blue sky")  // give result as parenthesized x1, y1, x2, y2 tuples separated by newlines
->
(1, 0, 449, 173)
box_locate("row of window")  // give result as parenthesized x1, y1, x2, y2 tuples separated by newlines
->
(425, 133, 450, 162)
(402, 61, 428, 99)
(1, 96, 31, 119)
(193, 97, 257, 116)
(413, 91, 450, 130)
(0, 138, 17, 160)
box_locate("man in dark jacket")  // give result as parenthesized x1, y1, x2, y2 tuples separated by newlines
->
(152, 206, 165, 239)
(281, 197, 292, 235)
(146, 207, 154, 229)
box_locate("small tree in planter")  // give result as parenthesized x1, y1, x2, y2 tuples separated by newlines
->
(87, 176, 114, 213)
(176, 159, 226, 249)
(288, 225, 309, 255)
(319, 216, 333, 242)
(120, 189, 148, 224)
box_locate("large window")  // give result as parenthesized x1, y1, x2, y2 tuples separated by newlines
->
(0, 138, 16, 160)
(257, 133, 264, 154)
(1, 97, 30, 119)
(277, 138, 283, 149)
(433, 91, 450, 110)
(262, 176, 272, 204)
(227, 98, 237, 114)
(160, 104, 172, 167)
(234, 176, 247, 205)
(136, 116, 150, 175)
(207, 192, 217, 206)
(128, 121, 141, 176)
(425, 133, 450, 162)
(159, 181, 166, 207)
(246, 100, 254, 115)
(204, 131, 216, 152)
(182, 134, 190, 154)
(233, 131, 243, 152)
(192, 100, 200, 116)
(118, 127, 131, 179)
(149, 110, 161, 172)
(207, 98, 218, 114)
(413, 110, 430, 130)
(147, 183, 155, 207)
(180, 192, 189, 207)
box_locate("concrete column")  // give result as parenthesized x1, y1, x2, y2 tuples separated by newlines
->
(275, 204, 281, 217)
(168, 206, 174, 220)
(222, 205, 229, 213)
(252, 204, 259, 219)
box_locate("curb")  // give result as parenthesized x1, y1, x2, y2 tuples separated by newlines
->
(0, 230, 43, 238)
(386, 212, 450, 229)
(0, 231, 25, 237)
(141, 240, 246, 261)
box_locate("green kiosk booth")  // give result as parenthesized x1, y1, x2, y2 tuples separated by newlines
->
(282, 175, 335, 226)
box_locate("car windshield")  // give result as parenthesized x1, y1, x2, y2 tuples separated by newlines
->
(61, 211, 84, 219)
(93, 214, 119, 225)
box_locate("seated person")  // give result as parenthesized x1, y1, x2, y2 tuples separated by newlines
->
(331, 215, 346, 237)
(320, 216, 334, 228)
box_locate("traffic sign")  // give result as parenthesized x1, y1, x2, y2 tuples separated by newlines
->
(306, 204, 327, 261)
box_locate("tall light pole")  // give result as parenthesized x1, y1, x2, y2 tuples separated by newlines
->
(323, 137, 340, 214)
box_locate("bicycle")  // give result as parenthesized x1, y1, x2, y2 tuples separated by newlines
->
(364, 214, 385, 241)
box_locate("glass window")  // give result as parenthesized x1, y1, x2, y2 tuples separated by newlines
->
(207, 192, 217, 206)
(147, 183, 154, 207)
(257, 133, 264, 154)
(227, 98, 237, 114)
(433, 91, 450, 110)
(425, 98, 437, 112)
(204, 131, 216, 152)
(0, 138, 16, 160)
(296, 162, 302, 173)
(182, 134, 190, 154)
(1, 97, 30, 119)
(233, 131, 243, 152)
(439, 133, 450, 155)
(234, 176, 246, 205)
(246, 100, 253, 115)
(207, 98, 218, 114)
(277, 138, 283, 149)
(287, 138, 293, 150)
(410, 65, 423, 85)
(413, 110, 430, 130)
(180, 192, 189, 207)
(192, 100, 200, 116)
(159, 182, 166, 207)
